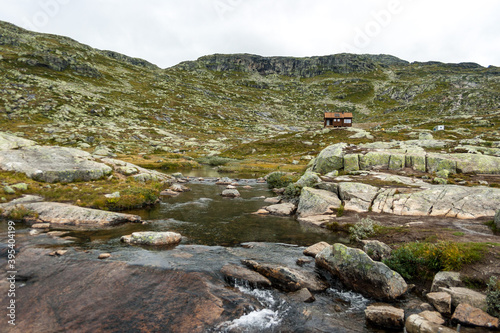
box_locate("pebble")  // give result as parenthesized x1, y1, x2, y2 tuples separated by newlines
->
(98, 253, 111, 260)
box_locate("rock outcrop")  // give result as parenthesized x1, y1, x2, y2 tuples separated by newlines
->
(0, 146, 112, 183)
(0, 195, 141, 227)
(451, 303, 499, 329)
(316, 243, 407, 300)
(220, 264, 272, 288)
(0, 132, 36, 150)
(297, 187, 341, 217)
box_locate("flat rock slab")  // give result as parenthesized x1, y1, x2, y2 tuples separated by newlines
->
(0, 195, 141, 227)
(303, 241, 330, 258)
(452, 303, 499, 329)
(365, 304, 404, 329)
(265, 202, 297, 216)
(0, 146, 112, 183)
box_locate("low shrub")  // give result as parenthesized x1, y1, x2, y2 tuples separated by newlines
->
(94, 187, 159, 211)
(383, 241, 487, 280)
(196, 156, 237, 166)
(7, 205, 39, 221)
(283, 183, 302, 199)
(487, 276, 500, 318)
(266, 172, 298, 189)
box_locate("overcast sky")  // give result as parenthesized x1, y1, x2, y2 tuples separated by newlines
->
(1, 0, 499, 69)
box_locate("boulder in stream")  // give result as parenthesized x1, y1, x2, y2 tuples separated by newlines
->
(121, 231, 182, 246)
(316, 243, 407, 300)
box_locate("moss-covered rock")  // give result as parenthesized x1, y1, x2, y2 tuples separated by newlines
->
(389, 154, 405, 170)
(359, 152, 391, 170)
(426, 153, 457, 174)
(295, 170, 321, 188)
(121, 231, 182, 246)
(454, 153, 500, 174)
(343, 154, 360, 172)
(316, 243, 407, 300)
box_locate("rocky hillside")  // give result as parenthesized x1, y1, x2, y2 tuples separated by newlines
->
(0, 20, 499, 161)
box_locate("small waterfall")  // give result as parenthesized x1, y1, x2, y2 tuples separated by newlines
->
(215, 282, 289, 332)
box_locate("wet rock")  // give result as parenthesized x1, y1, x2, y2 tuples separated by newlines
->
(338, 182, 379, 213)
(160, 189, 180, 197)
(303, 241, 330, 258)
(0, 132, 37, 150)
(253, 209, 269, 215)
(0, 146, 113, 183)
(316, 244, 407, 300)
(431, 271, 463, 292)
(297, 214, 336, 228)
(365, 304, 404, 329)
(0, 196, 141, 227)
(216, 177, 233, 185)
(426, 292, 451, 315)
(221, 189, 241, 198)
(405, 314, 455, 333)
(288, 288, 315, 303)
(297, 187, 341, 217)
(419, 311, 445, 325)
(440, 287, 487, 310)
(121, 231, 182, 246)
(451, 303, 499, 329)
(311, 143, 347, 174)
(49, 250, 68, 256)
(220, 264, 272, 288)
(265, 203, 296, 216)
(242, 259, 328, 292)
(361, 240, 392, 261)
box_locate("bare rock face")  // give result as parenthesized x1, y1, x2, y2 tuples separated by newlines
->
(310, 143, 347, 174)
(0, 146, 113, 183)
(338, 182, 379, 213)
(241, 259, 328, 292)
(451, 303, 499, 329)
(121, 231, 182, 246)
(440, 287, 487, 310)
(0, 195, 141, 227)
(220, 264, 271, 289)
(316, 244, 407, 301)
(495, 209, 500, 230)
(365, 304, 405, 329)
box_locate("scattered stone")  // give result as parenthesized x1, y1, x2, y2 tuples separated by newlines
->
(303, 241, 330, 258)
(451, 303, 499, 329)
(265, 203, 296, 216)
(11, 183, 28, 191)
(171, 184, 190, 192)
(221, 189, 241, 198)
(361, 240, 392, 261)
(3, 186, 15, 194)
(226, 185, 236, 189)
(426, 292, 451, 315)
(365, 304, 404, 329)
(220, 264, 272, 289)
(160, 189, 179, 197)
(316, 244, 407, 300)
(98, 253, 111, 260)
(49, 250, 68, 256)
(296, 258, 313, 266)
(171, 172, 184, 179)
(254, 209, 270, 215)
(216, 177, 232, 185)
(120, 232, 182, 246)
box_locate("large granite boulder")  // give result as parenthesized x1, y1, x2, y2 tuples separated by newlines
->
(405, 314, 455, 333)
(359, 151, 391, 170)
(295, 170, 321, 188)
(220, 264, 272, 288)
(454, 153, 500, 174)
(0, 146, 112, 183)
(316, 243, 407, 300)
(0, 195, 141, 227)
(265, 203, 297, 216)
(337, 182, 379, 213)
(343, 153, 360, 172)
(451, 303, 499, 329)
(311, 143, 347, 174)
(431, 271, 463, 292)
(297, 187, 342, 217)
(365, 304, 404, 329)
(426, 153, 457, 173)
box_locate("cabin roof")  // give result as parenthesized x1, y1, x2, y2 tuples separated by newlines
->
(324, 112, 353, 118)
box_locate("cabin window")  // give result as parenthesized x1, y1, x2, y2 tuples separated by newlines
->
(344, 119, 352, 124)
